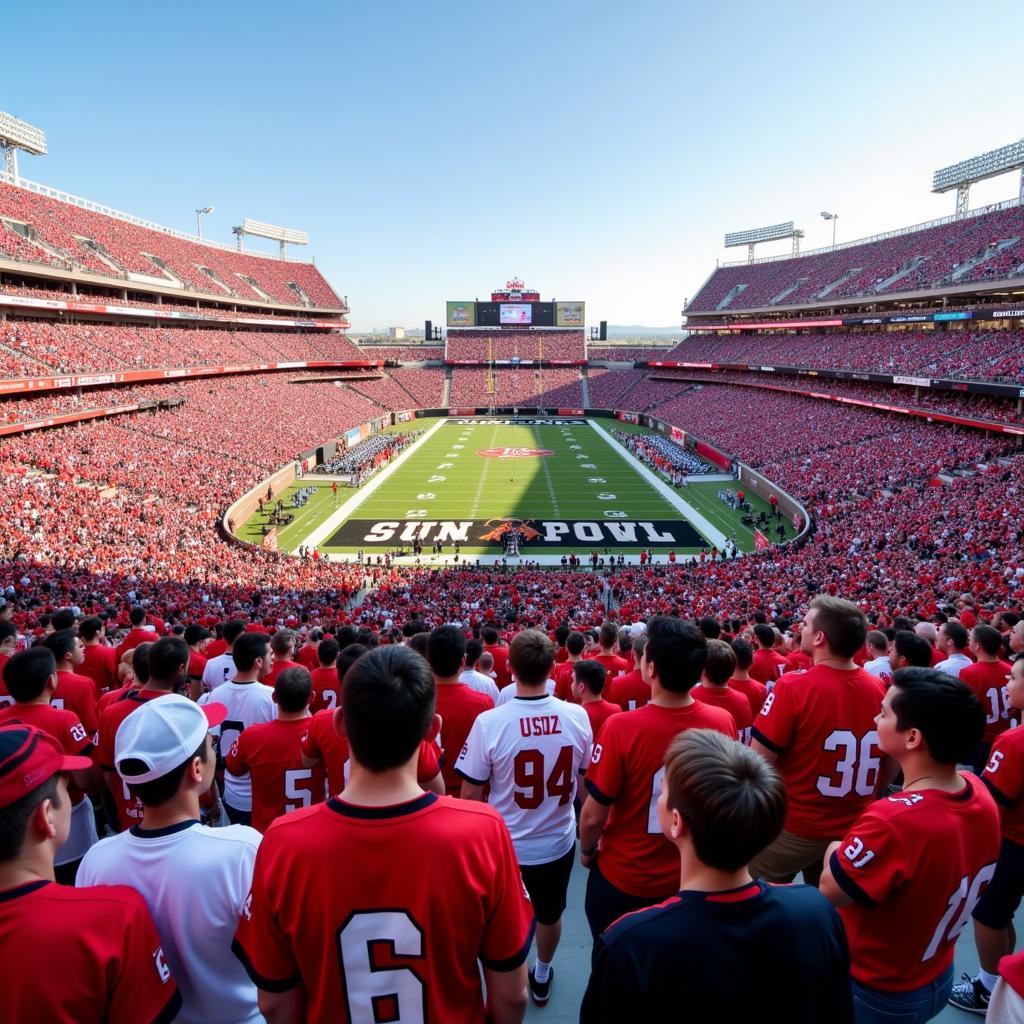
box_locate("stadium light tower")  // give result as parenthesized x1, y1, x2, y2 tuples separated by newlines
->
(195, 206, 214, 239)
(933, 138, 1024, 217)
(820, 211, 839, 247)
(232, 218, 309, 258)
(724, 221, 804, 263)
(0, 111, 47, 182)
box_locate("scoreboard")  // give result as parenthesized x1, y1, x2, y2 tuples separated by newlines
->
(446, 300, 585, 328)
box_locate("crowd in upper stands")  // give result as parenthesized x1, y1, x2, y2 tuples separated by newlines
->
(446, 329, 587, 362)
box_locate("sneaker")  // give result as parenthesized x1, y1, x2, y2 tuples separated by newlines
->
(948, 973, 991, 1015)
(528, 966, 553, 1007)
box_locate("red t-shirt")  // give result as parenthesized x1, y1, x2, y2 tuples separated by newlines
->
(751, 664, 886, 840)
(608, 670, 650, 712)
(585, 700, 736, 898)
(296, 645, 321, 670)
(484, 645, 511, 688)
(226, 718, 326, 834)
(982, 725, 1024, 846)
(114, 627, 159, 666)
(750, 649, 788, 685)
(53, 670, 99, 739)
(300, 709, 440, 795)
(80, 644, 118, 695)
(729, 676, 768, 718)
(264, 659, 301, 686)
(582, 698, 621, 742)
(694, 685, 752, 743)
(784, 650, 812, 673)
(0, 880, 180, 1024)
(98, 689, 171, 829)
(960, 660, 1013, 744)
(595, 653, 629, 677)
(552, 660, 580, 702)
(99, 683, 133, 711)
(233, 794, 535, 1023)
(1000, 950, 1024, 1000)
(205, 638, 229, 659)
(831, 775, 999, 990)
(434, 683, 493, 795)
(309, 666, 341, 713)
(187, 649, 208, 682)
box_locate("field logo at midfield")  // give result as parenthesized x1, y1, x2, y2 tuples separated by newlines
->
(478, 517, 543, 542)
(476, 447, 554, 459)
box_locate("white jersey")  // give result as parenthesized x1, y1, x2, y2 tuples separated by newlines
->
(202, 651, 236, 691)
(496, 678, 556, 706)
(200, 680, 275, 811)
(935, 652, 972, 679)
(864, 656, 893, 685)
(78, 820, 262, 1024)
(455, 693, 592, 865)
(459, 668, 500, 702)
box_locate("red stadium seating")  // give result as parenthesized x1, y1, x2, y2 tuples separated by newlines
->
(446, 329, 586, 362)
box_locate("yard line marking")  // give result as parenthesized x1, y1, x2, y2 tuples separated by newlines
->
(469, 422, 501, 517)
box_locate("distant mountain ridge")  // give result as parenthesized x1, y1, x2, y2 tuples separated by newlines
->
(604, 325, 682, 340)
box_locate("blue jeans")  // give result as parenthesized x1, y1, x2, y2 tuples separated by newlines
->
(852, 966, 953, 1024)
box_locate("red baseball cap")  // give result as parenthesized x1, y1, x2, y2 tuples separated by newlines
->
(0, 725, 93, 809)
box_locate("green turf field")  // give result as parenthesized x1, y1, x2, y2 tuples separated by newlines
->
(238, 418, 796, 558)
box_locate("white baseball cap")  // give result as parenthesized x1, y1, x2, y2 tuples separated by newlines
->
(115, 694, 227, 783)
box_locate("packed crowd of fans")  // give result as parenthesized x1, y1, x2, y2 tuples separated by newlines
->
(0, 180, 344, 307)
(686, 202, 1024, 312)
(586, 368, 649, 408)
(447, 366, 583, 407)
(586, 346, 673, 361)
(666, 326, 1024, 384)
(354, 345, 444, 361)
(445, 329, 587, 362)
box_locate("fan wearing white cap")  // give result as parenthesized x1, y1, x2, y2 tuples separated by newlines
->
(78, 695, 264, 1024)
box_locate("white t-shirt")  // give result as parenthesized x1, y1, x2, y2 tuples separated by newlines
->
(459, 668, 500, 702)
(202, 651, 236, 692)
(935, 652, 972, 679)
(455, 693, 592, 865)
(864, 655, 893, 685)
(200, 680, 276, 811)
(78, 820, 262, 1024)
(496, 678, 556, 706)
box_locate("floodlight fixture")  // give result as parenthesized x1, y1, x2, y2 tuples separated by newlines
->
(195, 206, 215, 239)
(232, 217, 310, 257)
(932, 138, 1024, 215)
(724, 221, 803, 262)
(820, 211, 839, 246)
(0, 111, 47, 180)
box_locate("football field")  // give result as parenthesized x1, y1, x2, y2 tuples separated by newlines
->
(238, 418, 795, 560)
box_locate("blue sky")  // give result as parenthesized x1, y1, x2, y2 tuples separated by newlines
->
(5, 0, 1024, 329)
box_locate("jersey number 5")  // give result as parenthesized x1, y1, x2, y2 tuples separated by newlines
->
(338, 910, 426, 1023)
(816, 729, 880, 798)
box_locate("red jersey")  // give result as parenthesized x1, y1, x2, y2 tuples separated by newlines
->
(0, 880, 180, 1024)
(114, 627, 158, 665)
(594, 653, 629, 677)
(300, 708, 440, 795)
(585, 700, 736, 898)
(310, 666, 341, 713)
(296, 645, 321, 670)
(226, 717, 326, 833)
(960, 660, 1013, 744)
(750, 648, 788, 685)
(53, 669, 99, 739)
(830, 774, 999, 990)
(206, 638, 229, 659)
(552, 660, 581, 702)
(608, 669, 650, 712)
(729, 676, 768, 718)
(99, 683, 133, 710)
(233, 794, 535, 1023)
(694, 685, 752, 742)
(784, 650, 812, 673)
(0, 674, 11, 711)
(582, 698, 621, 741)
(80, 644, 118, 694)
(982, 725, 1024, 846)
(434, 683, 493, 795)
(98, 689, 171, 829)
(752, 664, 886, 840)
(484, 645, 511, 688)
(187, 649, 208, 682)
(265, 659, 301, 686)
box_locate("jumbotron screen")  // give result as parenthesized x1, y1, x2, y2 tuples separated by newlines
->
(446, 300, 583, 327)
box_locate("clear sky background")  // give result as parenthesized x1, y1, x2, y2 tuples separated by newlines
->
(5, 0, 1024, 329)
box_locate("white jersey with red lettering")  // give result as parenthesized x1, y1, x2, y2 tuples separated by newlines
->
(456, 693, 592, 865)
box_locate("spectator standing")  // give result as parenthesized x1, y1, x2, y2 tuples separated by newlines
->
(201, 619, 246, 694)
(960, 623, 1014, 774)
(935, 621, 972, 678)
(572, 660, 622, 741)
(79, 617, 118, 696)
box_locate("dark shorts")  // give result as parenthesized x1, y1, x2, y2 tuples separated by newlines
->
(973, 837, 1024, 930)
(519, 844, 575, 925)
(583, 860, 656, 953)
(224, 802, 252, 828)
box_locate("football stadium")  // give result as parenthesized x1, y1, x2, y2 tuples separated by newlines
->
(2, 7, 1024, 1022)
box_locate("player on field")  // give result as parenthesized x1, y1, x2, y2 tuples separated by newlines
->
(579, 616, 735, 946)
(571, 659, 621, 741)
(226, 667, 325, 832)
(950, 657, 1024, 1015)
(0, 646, 102, 882)
(79, 694, 264, 1024)
(959, 623, 1014, 774)
(200, 632, 276, 826)
(821, 669, 999, 1023)
(581, 729, 852, 1023)
(750, 596, 887, 885)
(427, 625, 493, 797)
(0, 723, 181, 1023)
(693, 638, 752, 742)
(458, 629, 592, 1006)
(234, 644, 535, 1023)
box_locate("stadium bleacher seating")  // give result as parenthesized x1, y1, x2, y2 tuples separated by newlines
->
(356, 346, 444, 361)
(445, 329, 586, 362)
